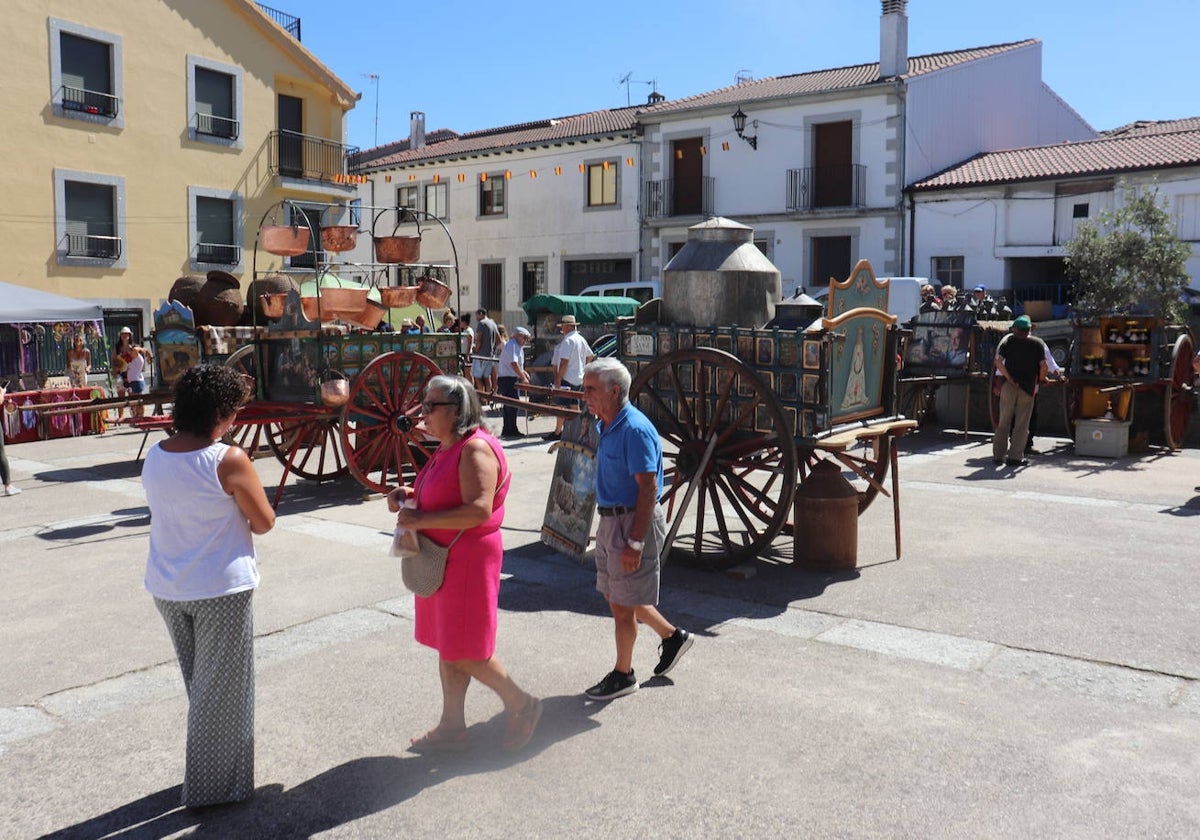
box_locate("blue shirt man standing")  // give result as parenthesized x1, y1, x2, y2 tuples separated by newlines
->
(580, 358, 693, 700)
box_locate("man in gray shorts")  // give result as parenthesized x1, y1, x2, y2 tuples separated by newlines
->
(472, 308, 500, 396)
(580, 358, 693, 700)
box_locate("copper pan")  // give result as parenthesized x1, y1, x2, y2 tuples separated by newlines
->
(321, 225, 359, 253)
(379, 285, 419, 307)
(415, 275, 452, 308)
(260, 225, 310, 257)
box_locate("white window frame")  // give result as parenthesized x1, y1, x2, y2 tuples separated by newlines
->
(397, 184, 419, 212)
(188, 186, 244, 273)
(425, 181, 448, 220)
(54, 168, 127, 268)
(932, 256, 964, 288)
(49, 18, 124, 129)
(478, 173, 507, 219)
(186, 55, 244, 149)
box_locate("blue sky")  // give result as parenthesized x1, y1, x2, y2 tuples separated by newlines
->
(280, 0, 1197, 151)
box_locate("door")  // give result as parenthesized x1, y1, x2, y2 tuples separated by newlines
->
(813, 121, 852, 207)
(277, 94, 303, 177)
(671, 137, 704, 216)
(811, 236, 852, 290)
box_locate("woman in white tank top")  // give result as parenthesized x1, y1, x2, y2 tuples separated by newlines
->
(143, 364, 274, 808)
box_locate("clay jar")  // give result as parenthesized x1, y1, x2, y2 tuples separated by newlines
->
(194, 270, 245, 326)
(168, 274, 206, 314)
(245, 273, 298, 323)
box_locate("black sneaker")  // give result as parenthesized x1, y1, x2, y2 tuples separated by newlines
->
(653, 628, 694, 677)
(584, 669, 638, 700)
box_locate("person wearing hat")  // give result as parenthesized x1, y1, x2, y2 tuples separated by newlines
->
(472, 308, 501, 398)
(115, 327, 153, 418)
(992, 314, 1048, 467)
(401, 318, 420, 335)
(545, 315, 594, 440)
(497, 326, 532, 439)
(968, 284, 1012, 320)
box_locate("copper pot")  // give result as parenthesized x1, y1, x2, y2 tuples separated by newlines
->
(374, 234, 421, 263)
(350, 299, 387, 331)
(260, 225, 310, 257)
(259, 293, 287, 319)
(415, 275, 452, 308)
(379, 285, 419, 307)
(320, 377, 349, 407)
(321, 225, 359, 253)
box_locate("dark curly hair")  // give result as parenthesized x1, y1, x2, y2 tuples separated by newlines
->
(171, 364, 247, 437)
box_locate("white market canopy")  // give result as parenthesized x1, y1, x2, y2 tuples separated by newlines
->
(0, 282, 105, 324)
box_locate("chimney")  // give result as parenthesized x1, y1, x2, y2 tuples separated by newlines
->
(879, 0, 908, 79)
(647, 90, 665, 105)
(410, 111, 426, 150)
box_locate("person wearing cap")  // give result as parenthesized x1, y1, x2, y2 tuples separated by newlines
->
(401, 318, 420, 335)
(967, 285, 1012, 320)
(472, 308, 501, 398)
(992, 314, 1049, 467)
(545, 314, 594, 441)
(115, 327, 153, 418)
(497, 326, 532, 439)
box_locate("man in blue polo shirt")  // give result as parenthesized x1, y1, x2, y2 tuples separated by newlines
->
(579, 358, 693, 700)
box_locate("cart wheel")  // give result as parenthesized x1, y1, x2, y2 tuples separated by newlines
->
(629, 348, 797, 571)
(266, 415, 349, 481)
(1164, 333, 1195, 450)
(341, 351, 441, 494)
(222, 345, 271, 458)
(898, 380, 933, 427)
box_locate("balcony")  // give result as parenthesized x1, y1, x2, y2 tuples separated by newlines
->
(60, 86, 119, 118)
(644, 177, 715, 219)
(786, 165, 866, 212)
(256, 3, 301, 40)
(195, 112, 240, 140)
(269, 130, 360, 186)
(66, 234, 122, 259)
(196, 243, 242, 265)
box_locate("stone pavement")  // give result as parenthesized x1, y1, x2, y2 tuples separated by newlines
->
(2, 417, 1200, 839)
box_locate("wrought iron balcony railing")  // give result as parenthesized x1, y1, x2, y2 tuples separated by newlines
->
(269, 130, 360, 185)
(256, 3, 301, 40)
(644, 176, 715, 219)
(786, 164, 867, 211)
(195, 112, 240, 140)
(60, 86, 119, 118)
(66, 234, 122, 259)
(196, 243, 242, 265)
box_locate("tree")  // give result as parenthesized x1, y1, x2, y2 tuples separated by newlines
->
(1064, 183, 1192, 321)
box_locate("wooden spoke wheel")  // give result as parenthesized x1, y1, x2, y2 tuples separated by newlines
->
(340, 351, 441, 494)
(629, 348, 797, 571)
(265, 415, 349, 482)
(898, 380, 935, 427)
(1164, 333, 1195, 450)
(222, 346, 272, 458)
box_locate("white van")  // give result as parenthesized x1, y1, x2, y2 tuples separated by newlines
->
(578, 280, 661, 304)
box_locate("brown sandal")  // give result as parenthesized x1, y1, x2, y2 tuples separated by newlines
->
(502, 695, 543, 752)
(409, 727, 469, 753)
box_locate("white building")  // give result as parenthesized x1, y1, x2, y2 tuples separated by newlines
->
(908, 117, 1200, 311)
(634, 0, 1094, 296)
(349, 109, 641, 328)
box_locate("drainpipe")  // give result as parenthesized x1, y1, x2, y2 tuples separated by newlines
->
(907, 192, 916, 276)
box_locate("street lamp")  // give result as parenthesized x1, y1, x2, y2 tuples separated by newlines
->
(731, 106, 758, 150)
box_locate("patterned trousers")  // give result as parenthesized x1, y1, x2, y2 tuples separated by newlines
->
(155, 589, 255, 807)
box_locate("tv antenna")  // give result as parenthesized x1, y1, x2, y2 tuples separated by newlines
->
(616, 71, 657, 106)
(734, 69, 754, 84)
(363, 72, 380, 146)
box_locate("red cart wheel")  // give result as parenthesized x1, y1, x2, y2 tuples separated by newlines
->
(341, 351, 441, 494)
(629, 348, 796, 571)
(1164, 333, 1195, 450)
(266, 415, 349, 481)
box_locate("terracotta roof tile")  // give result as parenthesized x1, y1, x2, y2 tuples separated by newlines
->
(356, 108, 639, 171)
(910, 127, 1200, 190)
(1102, 117, 1200, 137)
(637, 40, 1040, 116)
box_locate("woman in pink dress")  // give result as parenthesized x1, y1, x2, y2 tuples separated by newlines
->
(387, 374, 541, 753)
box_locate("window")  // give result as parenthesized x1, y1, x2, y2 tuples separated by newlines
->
(50, 19, 123, 127)
(289, 205, 324, 269)
(479, 174, 505, 217)
(1073, 203, 1089, 219)
(480, 263, 504, 310)
(187, 56, 243, 146)
(425, 182, 447, 219)
(397, 185, 418, 212)
(54, 168, 126, 267)
(932, 256, 964, 288)
(349, 198, 362, 227)
(189, 187, 243, 270)
(1176, 194, 1200, 241)
(586, 161, 618, 207)
(522, 260, 546, 301)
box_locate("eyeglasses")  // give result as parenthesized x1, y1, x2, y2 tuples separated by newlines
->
(421, 401, 454, 413)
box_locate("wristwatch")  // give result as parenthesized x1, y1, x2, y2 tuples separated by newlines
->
(626, 538, 645, 552)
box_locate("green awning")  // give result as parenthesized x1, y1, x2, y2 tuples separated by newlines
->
(521, 294, 640, 325)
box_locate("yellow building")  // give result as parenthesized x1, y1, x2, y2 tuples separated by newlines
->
(3, 0, 359, 339)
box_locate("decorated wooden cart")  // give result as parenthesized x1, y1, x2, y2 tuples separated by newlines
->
(614, 260, 916, 569)
(1064, 315, 1194, 450)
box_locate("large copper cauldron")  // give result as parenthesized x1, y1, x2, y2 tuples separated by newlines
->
(320, 225, 359, 253)
(415, 274, 452, 308)
(371, 209, 422, 264)
(259, 224, 310, 257)
(379, 285, 419, 307)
